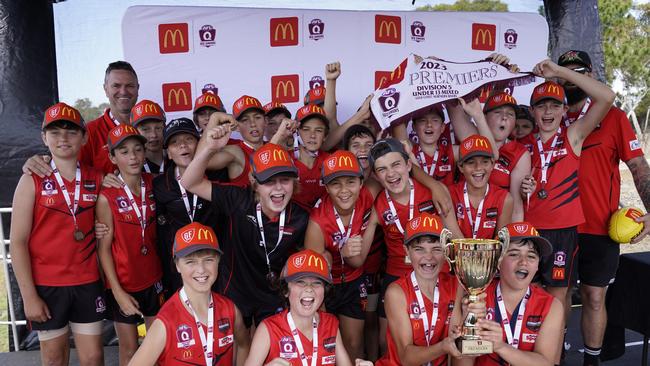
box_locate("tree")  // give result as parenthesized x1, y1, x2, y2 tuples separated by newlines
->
(73, 98, 109, 122)
(417, 0, 508, 12)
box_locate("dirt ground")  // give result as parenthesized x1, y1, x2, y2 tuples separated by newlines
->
(618, 162, 650, 253)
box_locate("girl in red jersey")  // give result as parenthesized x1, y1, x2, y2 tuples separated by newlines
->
(245, 249, 373, 366)
(129, 222, 250, 366)
(455, 222, 563, 366)
(379, 213, 480, 366)
(305, 150, 382, 361)
(450, 135, 513, 239)
(10, 103, 105, 366)
(96, 124, 164, 365)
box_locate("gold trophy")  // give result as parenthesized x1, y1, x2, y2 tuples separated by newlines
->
(441, 228, 509, 355)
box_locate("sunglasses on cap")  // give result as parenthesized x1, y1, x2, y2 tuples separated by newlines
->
(571, 66, 590, 74)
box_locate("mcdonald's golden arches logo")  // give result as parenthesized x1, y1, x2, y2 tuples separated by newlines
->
(162, 82, 192, 112)
(158, 23, 189, 54)
(471, 23, 496, 51)
(270, 17, 299, 47)
(143, 103, 159, 114)
(272, 148, 289, 162)
(338, 155, 354, 168)
(546, 84, 561, 96)
(421, 215, 440, 230)
(307, 254, 324, 270)
(197, 228, 213, 242)
(375, 15, 401, 44)
(271, 74, 300, 103)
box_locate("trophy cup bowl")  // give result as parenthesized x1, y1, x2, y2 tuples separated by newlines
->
(440, 228, 509, 355)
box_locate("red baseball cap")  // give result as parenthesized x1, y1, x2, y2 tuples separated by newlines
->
(304, 86, 326, 106)
(194, 91, 225, 113)
(173, 222, 222, 258)
(503, 222, 552, 257)
(296, 104, 328, 126)
(459, 135, 494, 164)
(107, 124, 147, 152)
(530, 81, 567, 106)
(322, 150, 363, 185)
(404, 213, 445, 246)
(281, 249, 332, 284)
(250, 143, 298, 183)
(130, 100, 166, 128)
(483, 92, 518, 113)
(232, 95, 264, 120)
(43, 102, 85, 130)
(263, 101, 291, 118)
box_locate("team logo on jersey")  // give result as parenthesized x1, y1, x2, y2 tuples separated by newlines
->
(630, 139, 641, 151)
(308, 19, 325, 41)
(382, 209, 397, 225)
(323, 336, 337, 352)
(485, 307, 495, 321)
(456, 203, 465, 219)
(218, 318, 231, 333)
(199, 24, 216, 47)
(182, 349, 193, 359)
(438, 164, 452, 172)
(483, 221, 496, 228)
(409, 301, 422, 320)
(116, 196, 130, 213)
(552, 266, 565, 280)
(219, 334, 234, 347)
(83, 180, 97, 191)
(44, 197, 56, 206)
(246, 215, 258, 225)
(154, 281, 163, 294)
(322, 355, 336, 364)
(418, 200, 434, 213)
(522, 333, 537, 343)
(82, 194, 97, 202)
(42, 179, 57, 195)
(486, 207, 498, 218)
(95, 296, 106, 313)
(554, 251, 566, 266)
(331, 231, 344, 246)
(279, 336, 298, 358)
(526, 315, 542, 331)
(176, 324, 196, 348)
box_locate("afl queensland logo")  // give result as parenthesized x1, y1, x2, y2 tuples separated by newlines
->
(379, 88, 400, 117)
(410, 21, 425, 42)
(504, 29, 518, 49)
(308, 19, 325, 41)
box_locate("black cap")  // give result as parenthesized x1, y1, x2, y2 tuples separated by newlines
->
(558, 50, 592, 71)
(515, 104, 534, 122)
(368, 138, 409, 169)
(163, 118, 200, 148)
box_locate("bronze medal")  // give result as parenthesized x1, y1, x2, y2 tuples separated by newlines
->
(74, 229, 84, 242)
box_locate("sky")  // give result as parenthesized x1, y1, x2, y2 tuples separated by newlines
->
(53, 0, 542, 105)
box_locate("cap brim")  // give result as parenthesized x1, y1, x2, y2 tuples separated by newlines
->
(43, 118, 86, 131)
(133, 116, 165, 128)
(511, 235, 553, 257)
(195, 105, 226, 114)
(299, 113, 328, 125)
(404, 232, 441, 246)
(109, 134, 148, 151)
(235, 106, 265, 120)
(532, 96, 565, 106)
(266, 108, 291, 118)
(174, 244, 223, 258)
(254, 166, 299, 184)
(484, 102, 517, 114)
(283, 271, 332, 284)
(163, 128, 200, 148)
(459, 150, 493, 164)
(322, 170, 363, 185)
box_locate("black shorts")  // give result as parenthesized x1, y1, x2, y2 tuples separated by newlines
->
(325, 276, 368, 320)
(364, 272, 382, 295)
(538, 227, 579, 288)
(578, 234, 620, 287)
(229, 294, 285, 328)
(377, 273, 401, 318)
(30, 281, 106, 331)
(105, 281, 164, 324)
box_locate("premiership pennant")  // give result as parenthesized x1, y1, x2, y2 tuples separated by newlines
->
(370, 54, 535, 130)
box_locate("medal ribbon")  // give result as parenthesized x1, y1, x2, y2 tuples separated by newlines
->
(50, 160, 81, 230)
(410, 271, 440, 350)
(287, 312, 318, 366)
(119, 174, 147, 246)
(536, 128, 562, 185)
(417, 145, 439, 177)
(143, 160, 164, 174)
(108, 110, 120, 126)
(385, 178, 415, 235)
(176, 167, 198, 221)
(180, 288, 214, 366)
(256, 203, 286, 276)
(564, 97, 591, 126)
(496, 284, 530, 348)
(462, 182, 489, 239)
(333, 206, 356, 280)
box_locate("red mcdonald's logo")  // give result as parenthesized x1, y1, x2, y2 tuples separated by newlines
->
(375, 15, 401, 44)
(271, 74, 300, 103)
(374, 71, 392, 90)
(471, 23, 496, 51)
(158, 23, 189, 54)
(162, 82, 193, 112)
(270, 17, 299, 47)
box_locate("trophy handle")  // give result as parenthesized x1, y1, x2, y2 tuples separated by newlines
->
(497, 227, 510, 263)
(441, 228, 455, 264)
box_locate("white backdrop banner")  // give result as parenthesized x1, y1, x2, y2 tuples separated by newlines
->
(122, 6, 548, 122)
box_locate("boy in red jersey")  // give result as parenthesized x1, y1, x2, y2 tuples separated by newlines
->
(130, 99, 166, 174)
(130, 222, 250, 366)
(450, 135, 513, 239)
(10, 103, 105, 366)
(96, 124, 164, 365)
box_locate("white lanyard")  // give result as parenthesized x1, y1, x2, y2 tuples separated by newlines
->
(463, 182, 489, 239)
(293, 134, 302, 159)
(564, 97, 591, 126)
(333, 206, 356, 281)
(256, 203, 286, 274)
(242, 140, 255, 153)
(496, 284, 530, 348)
(385, 178, 415, 235)
(144, 160, 165, 174)
(536, 128, 561, 185)
(119, 174, 147, 245)
(287, 312, 318, 366)
(180, 288, 214, 366)
(50, 160, 81, 229)
(108, 110, 120, 126)
(410, 271, 440, 348)
(417, 145, 439, 177)
(176, 167, 197, 221)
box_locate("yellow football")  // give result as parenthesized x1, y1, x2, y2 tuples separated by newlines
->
(608, 207, 644, 243)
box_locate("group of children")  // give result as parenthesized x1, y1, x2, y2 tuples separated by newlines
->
(9, 51, 623, 366)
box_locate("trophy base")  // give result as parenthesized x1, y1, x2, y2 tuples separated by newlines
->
(456, 338, 493, 355)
